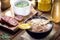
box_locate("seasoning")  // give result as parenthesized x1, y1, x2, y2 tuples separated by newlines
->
(38, 0, 52, 12)
(51, 0, 60, 23)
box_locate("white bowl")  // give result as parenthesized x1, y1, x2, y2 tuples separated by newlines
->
(10, 0, 31, 16)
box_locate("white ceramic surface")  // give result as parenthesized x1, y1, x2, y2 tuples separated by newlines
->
(10, 0, 31, 16)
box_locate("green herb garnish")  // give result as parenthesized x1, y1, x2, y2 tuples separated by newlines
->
(15, 1, 29, 7)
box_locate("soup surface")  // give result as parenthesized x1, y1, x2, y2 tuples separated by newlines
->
(27, 18, 51, 32)
(15, 1, 29, 7)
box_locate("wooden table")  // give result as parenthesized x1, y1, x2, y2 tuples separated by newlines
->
(0, 1, 60, 39)
(0, 11, 60, 40)
(0, 0, 60, 40)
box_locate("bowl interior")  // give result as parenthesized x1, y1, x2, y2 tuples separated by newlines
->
(25, 16, 53, 33)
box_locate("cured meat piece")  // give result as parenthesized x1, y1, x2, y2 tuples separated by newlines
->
(2, 16, 10, 22)
(15, 15, 23, 21)
(8, 18, 18, 26)
(1, 16, 18, 26)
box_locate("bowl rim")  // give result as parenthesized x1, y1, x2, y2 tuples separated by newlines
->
(25, 16, 53, 33)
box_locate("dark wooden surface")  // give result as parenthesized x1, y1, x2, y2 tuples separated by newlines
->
(0, 11, 60, 40)
(0, 1, 60, 40)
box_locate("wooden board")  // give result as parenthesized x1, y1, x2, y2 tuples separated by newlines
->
(0, 7, 37, 33)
